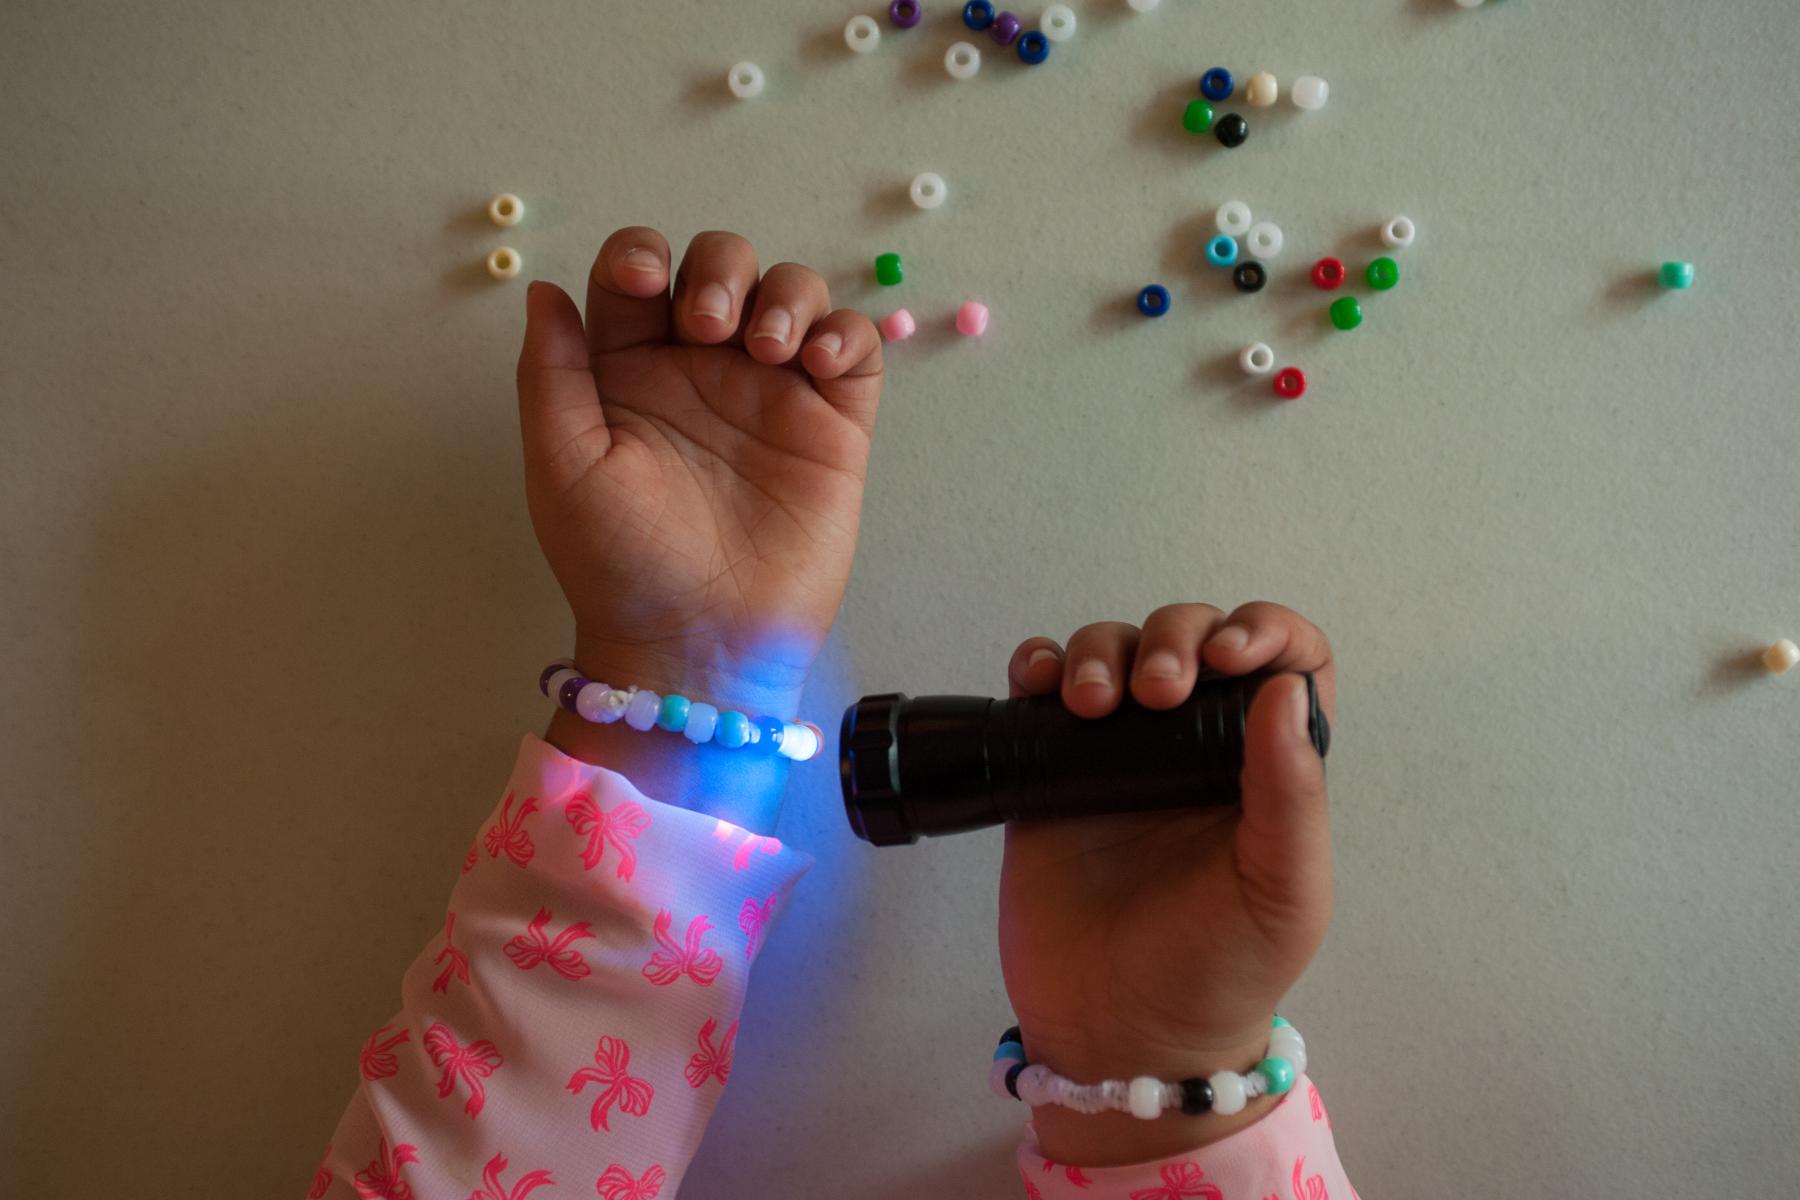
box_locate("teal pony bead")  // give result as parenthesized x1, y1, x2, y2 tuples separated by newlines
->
(715, 710, 752, 748)
(1272, 1015, 1291, 1029)
(1255, 1056, 1296, 1095)
(1660, 261, 1694, 289)
(993, 1041, 1026, 1063)
(656, 694, 690, 732)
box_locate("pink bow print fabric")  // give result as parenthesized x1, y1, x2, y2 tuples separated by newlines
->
(1016, 1074, 1358, 1200)
(307, 733, 812, 1199)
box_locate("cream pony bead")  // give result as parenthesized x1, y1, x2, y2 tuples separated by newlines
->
(845, 15, 881, 52)
(1766, 639, 1800, 674)
(1041, 4, 1077, 40)
(1215, 200, 1253, 238)
(1127, 0, 1160, 11)
(727, 62, 765, 99)
(486, 247, 521, 280)
(1209, 1070, 1248, 1116)
(1245, 71, 1278, 107)
(910, 172, 948, 210)
(1127, 1076, 1163, 1120)
(1381, 215, 1417, 249)
(1246, 221, 1284, 258)
(1240, 342, 1275, 375)
(1292, 75, 1329, 110)
(945, 41, 981, 79)
(487, 193, 524, 227)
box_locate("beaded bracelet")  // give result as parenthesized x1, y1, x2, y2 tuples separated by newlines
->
(539, 660, 824, 762)
(988, 1016, 1306, 1120)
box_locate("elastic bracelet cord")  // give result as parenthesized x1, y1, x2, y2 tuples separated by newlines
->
(539, 659, 824, 763)
(988, 1016, 1307, 1120)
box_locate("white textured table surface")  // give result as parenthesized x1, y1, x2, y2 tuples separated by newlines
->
(3, 1, 1798, 1195)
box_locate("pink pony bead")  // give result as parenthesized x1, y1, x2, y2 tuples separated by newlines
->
(955, 301, 989, 336)
(879, 308, 917, 341)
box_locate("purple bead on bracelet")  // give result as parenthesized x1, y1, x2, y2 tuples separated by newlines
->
(990, 10, 1021, 45)
(889, 0, 923, 28)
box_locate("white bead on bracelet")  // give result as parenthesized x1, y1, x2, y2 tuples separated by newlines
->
(539, 659, 823, 762)
(989, 1017, 1307, 1119)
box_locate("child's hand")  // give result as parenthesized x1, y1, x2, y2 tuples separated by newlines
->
(516, 228, 883, 720)
(997, 603, 1336, 1166)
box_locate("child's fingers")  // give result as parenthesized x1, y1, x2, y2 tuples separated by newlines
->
(1007, 638, 1066, 699)
(586, 227, 673, 356)
(518, 281, 609, 484)
(799, 309, 883, 437)
(1059, 621, 1144, 719)
(1233, 672, 1334, 957)
(1200, 601, 1336, 719)
(743, 263, 831, 366)
(672, 231, 760, 347)
(1129, 602, 1229, 710)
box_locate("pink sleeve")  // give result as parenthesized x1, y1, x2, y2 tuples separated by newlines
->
(305, 732, 812, 1200)
(1015, 1075, 1359, 1200)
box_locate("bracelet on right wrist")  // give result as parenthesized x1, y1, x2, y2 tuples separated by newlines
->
(988, 1016, 1307, 1120)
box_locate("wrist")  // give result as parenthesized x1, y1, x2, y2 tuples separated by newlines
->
(1019, 1017, 1284, 1167)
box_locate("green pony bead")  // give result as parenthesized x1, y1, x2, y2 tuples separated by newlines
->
(1272, 1015, 1291, 1029)
(656, 694, 690, 732)
(1182, 99, 1215, 133)
(714, 710, 752, 749)
(1329, 296, 1363, 331)
(1660, 261, 1694, 289)
(875, 252, 904, 286)
(1367, 256, 1400, 290)
(1255, 1056, 1296, 1095)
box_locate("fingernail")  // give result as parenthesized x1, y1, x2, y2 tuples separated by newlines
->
(1290, 678, 1311, 743)
(621, 247, 663, 275)
(810, 332, 843, 359)
(751, 306, 794, 344)
(1073, 659, 1111, 688)
(1210, 625, 1250, 653)
(1027, 647, 1058, 670)
(692, 283, 731, 322)
(1140, 650, 1181, 679)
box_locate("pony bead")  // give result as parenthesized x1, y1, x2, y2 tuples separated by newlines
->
(963, 0, 995, 29)
(910, 172, 947, 210)
(486, 247, 521, 280)
(1216, 200, 1253, 237)
(845, 15, 881, 52)
(945, 41, 982, 79)
(956, 301, 990, 336)
(1137, 284, 1171, 317)
(727, 62, 765, 99)
(1246, 221, 1284, 258)
(879, 309, 917, 341)
(1381, 216, 1417, 249)
(1205, 234, 1239, 267)
(1041, 4, 1077, 41)
(1292, 75, 1329, 110)
(1240, 343, 1275, 375)
(889, 0, 923, 28)
(487, 193, 524, 227)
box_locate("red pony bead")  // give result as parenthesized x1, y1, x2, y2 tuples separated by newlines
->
(1310, 257, 1346, 290)
(1273, 367, 1307, 399)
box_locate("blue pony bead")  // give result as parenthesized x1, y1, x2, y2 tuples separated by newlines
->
(962, 0, 995, 30)
(715, 710, 752, 749)
(1200, 66, 1234, 101)
(748, 715, 786, 755)
(1017, 30, 1050, 64)
(1137, 284, 1171, 317)
(1205, 234, 1239, 267)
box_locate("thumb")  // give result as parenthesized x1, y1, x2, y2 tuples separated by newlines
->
(1234, 673, 1334, 942)
(517, 281, 609, 492)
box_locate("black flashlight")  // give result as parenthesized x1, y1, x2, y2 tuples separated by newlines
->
(839, 670, 1328, 846)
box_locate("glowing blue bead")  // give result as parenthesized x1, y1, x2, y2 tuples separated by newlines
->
(1205, 234, 1239, 267)
(715, 710, 751, 749)
(657, 694, 690, 732)
(993, 1041, 1027, 1062)
(749, 715, 786, 755)
(1255, 1056, 1296, 1095)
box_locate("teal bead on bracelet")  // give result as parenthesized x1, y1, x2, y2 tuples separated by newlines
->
(1254, 1056, 1296, 1095)
(993, 1041, 1026, 1063)
(656, 694, 690, 732)
(714, 710, 752, 749)
(1272, 1014, 1290, 1028)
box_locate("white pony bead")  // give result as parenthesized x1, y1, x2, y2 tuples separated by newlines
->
(944, 41, 981, 79)
(545, 668, 580, 701)
(486, 247, 521, 280)
(1246, 221, 1284, 259)
(574, 682, 615, 723)
(1381, 215, 1417, 249)
(1245, 71, 1278, 107)
(989, 1058, 1018, 1100)
(1128, 1076, 1164, 1120)
(1766, 639, 1800, 674)
(1209, 1070, 1248, 1115)
(844, 15, 881, 52)
(1216, 200, 1253, 237)
(910, 172, 948, 210)
(1292, 75, 1329, 110)
(727, 62, 765, 99)
(1240, 342, 1275, 375)
(1041, 4, 1077, 41)
(625, 689, 662, 731)
(1015, 1063, 1055, 1106)
(487, 193, 524, 227)
(683, 701, 720, 743)
(777, 721, 823, 761)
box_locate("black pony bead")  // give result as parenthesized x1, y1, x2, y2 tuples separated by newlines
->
(1214, 113, 1249, 148)
(1233, 261, 1267, 293)
(1004, 1062, 1028, 1100)
(557, 675, 589, 711)
(1179, 1077, 1214, 1115)
(998, 1025, 1022, 1048)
